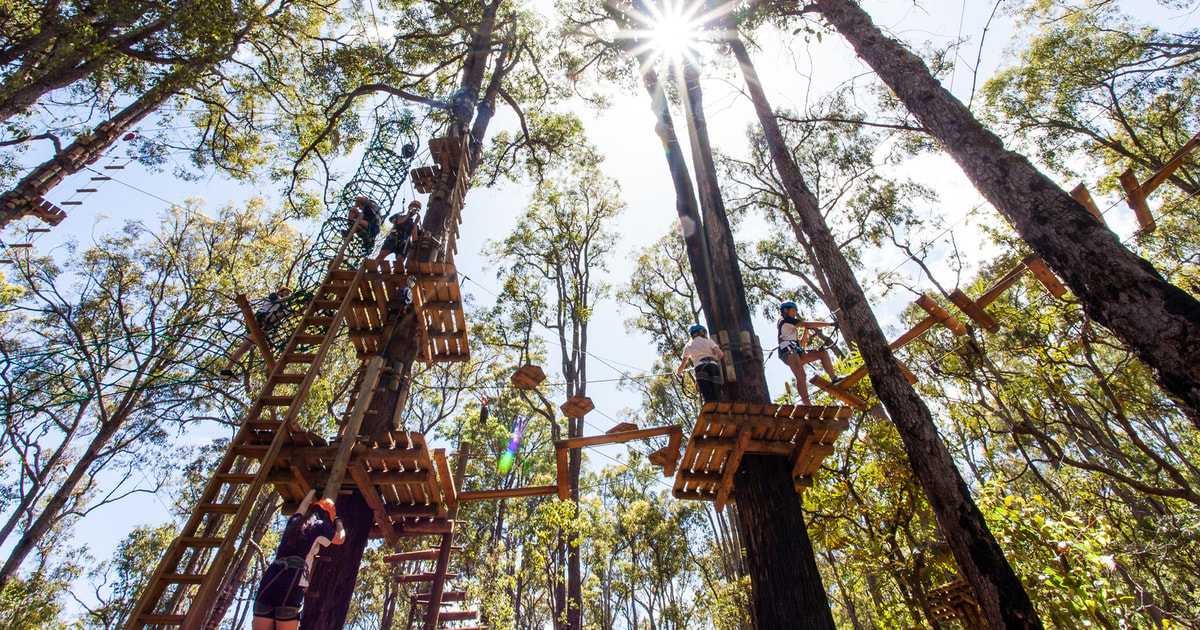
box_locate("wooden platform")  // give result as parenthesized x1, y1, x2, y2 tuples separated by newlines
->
(555, 424, 684, 499)
(406, 261, 469, 363)
(926, 579, 983, 627)
(673, 402, 851, 509)
(264, 429, 451, 545)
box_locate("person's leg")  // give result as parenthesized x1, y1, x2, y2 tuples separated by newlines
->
(812, 349, 837, 380)
(784, 354, 811, 405)
(221, 338, 255, 376)
(252, 616, 275, 630)
(695, 364, 719, 402)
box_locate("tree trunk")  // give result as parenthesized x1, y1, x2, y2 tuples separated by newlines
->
(725, 32, 1042, 630)
(813, 0, 1200, 428)
(672, 51, 838, 629)
(298, 4, 508, 626)
(1, 65, 199, 227)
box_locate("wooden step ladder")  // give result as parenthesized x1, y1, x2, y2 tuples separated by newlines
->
(125, 253, 372, 630)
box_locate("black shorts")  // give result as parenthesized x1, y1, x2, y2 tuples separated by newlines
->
(253, 562, 306, 621)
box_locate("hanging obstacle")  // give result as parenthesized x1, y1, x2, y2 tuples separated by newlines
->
(510, 364, 547, 390)
(670, 402, 851, 511)
(926, 579, 984, 628)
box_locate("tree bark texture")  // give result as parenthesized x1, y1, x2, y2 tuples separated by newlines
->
(814, 0, 1200, 429)
(726, 32, 1042, 629)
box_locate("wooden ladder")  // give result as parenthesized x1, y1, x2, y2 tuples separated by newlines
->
(125, 255, 370, 630)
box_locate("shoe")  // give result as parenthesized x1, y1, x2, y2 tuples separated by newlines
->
(219, 368, 235, 379)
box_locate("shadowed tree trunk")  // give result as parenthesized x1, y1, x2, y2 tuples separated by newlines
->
(724, 29, 1042, 629)
(812, 0, 1200, 429)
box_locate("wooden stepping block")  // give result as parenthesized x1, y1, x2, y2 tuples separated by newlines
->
(810, 376, 869, 411)
(947, 289, 999, 333)
(605, 422, 638, 434)
(510, 364, 546, 390)
(560, 396, 594, 418)
(1069, 183, 1105, 224)
(411, 166, 442, 194)
(428, 136, 465, 171)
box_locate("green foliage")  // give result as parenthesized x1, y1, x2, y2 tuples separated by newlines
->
(83, 524, 177, 630)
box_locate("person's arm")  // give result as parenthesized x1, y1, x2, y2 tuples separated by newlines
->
(675, 356, 689, 377)
(798, 320, 834, 328)
(297, 489, 315, 515)
(332, 518, 346, 545)
(710, 342, 725, 361)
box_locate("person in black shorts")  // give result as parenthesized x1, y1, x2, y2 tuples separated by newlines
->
(252, 490, 345, 630)
(347, 196, 382, 252)
(378, 200, 421, 263)
(777, 300, 838, 405)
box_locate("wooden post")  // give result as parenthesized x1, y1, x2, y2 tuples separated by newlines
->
(323, 355, 386, 500)
(235, 294, 276, 373)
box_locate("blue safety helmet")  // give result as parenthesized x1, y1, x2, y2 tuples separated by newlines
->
(780, 301, 798, 313)
(688, 324, 707, 337)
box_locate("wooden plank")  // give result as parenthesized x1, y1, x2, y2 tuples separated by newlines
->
(1069, 183, 1105, 223)
(1022, 256, 1067, 299)
(1117, 168, 1155, 232)
(383, 549, 441, 563)
(553, 425, 680, 450)
(1140, 131, 1200, 197)
(810, 376, 869, 410)
(457, 485, 559, 501)
(691, 436, 794, 456)
(977, 262, 1028, 308)
(947, 289, 999, 333)
(914, 294, 967, 336)
(433, 449, 457, 510)
(715, 428, 750, 511)
(349, 462, 399, 545)
(235, 294, 276, 373)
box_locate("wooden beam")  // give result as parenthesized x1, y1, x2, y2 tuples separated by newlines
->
(1022, 256, 1067, 300)
(555, 447, 570, 500)
(457, 485, 559, 501)
(692, 436, 794, 456)
(553, 425, 682, 450)
(1117, 168, 1155, 233)
(349, 462, 399, 545)
(977, 262, 1028, 308)
(810, 376, 869, 410)
(1069, 183, 1105, 224)
(664, 429, 682, 477)
(235, 294, 276, 373)
(1139, 130, 1200, 198)
(323, 355, 386, 501)
(715, 428, 750, 511)
(915, 294, 967, 336)
(433, 449, 457, 510)
(947, 289, 999, 333)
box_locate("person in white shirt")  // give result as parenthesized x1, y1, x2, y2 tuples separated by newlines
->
(776, 301, 838, 405)
(676, 324, 725, 403)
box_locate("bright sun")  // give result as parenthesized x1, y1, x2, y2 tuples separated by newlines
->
(619, 0, 720, 65)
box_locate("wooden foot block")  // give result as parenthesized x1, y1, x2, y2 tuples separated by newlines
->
(811, 376, 869, 410)
(1022, 256, 1067, 300)
(947, 289, 999, 333)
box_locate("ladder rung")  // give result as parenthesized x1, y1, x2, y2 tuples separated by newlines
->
(439, 611, 479, 621)
(162, 573, 206, 584)
(304, 316, 334, 327)
(214, 473, 256, 484)
(178, 536, 224, 547)
(28, 228, 50, 233)
(199, 503, 241, 514)
(259, 395, 295, 406)
(283, 354, 317, 364)
(137, 614, 184, 625)
(271, 374, 306, 384)
(293, 334, 325, 344)
(246, 419, 282, 431)
(61, 201, 83, 205)
(76, 188, 98, 193)
(104, 165, 125, 169)
(90, 176, 112, 181)
(310, 299, 341, 310)
(232, 445, 270, 457)
(415, 590, 466, 603)
(398, 572, 458, 583)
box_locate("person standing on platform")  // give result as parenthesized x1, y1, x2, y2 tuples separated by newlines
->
(676, 324, 725, 403)
(348, 196, 383, 252)
(378, 200, 421, 264)
(777, 300, 838, 405)
(252, 489, 345, 630)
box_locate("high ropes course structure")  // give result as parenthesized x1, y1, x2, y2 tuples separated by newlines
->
(0, 103, 421, 417)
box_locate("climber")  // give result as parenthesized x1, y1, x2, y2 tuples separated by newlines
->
(777, 301, 838, 405)
(252, 489, 345, 630)
(220, 287, 292, 378)
(347, 196, 383, 251)
(378, 200, 421, 263)
(676, 324, 725, 403)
